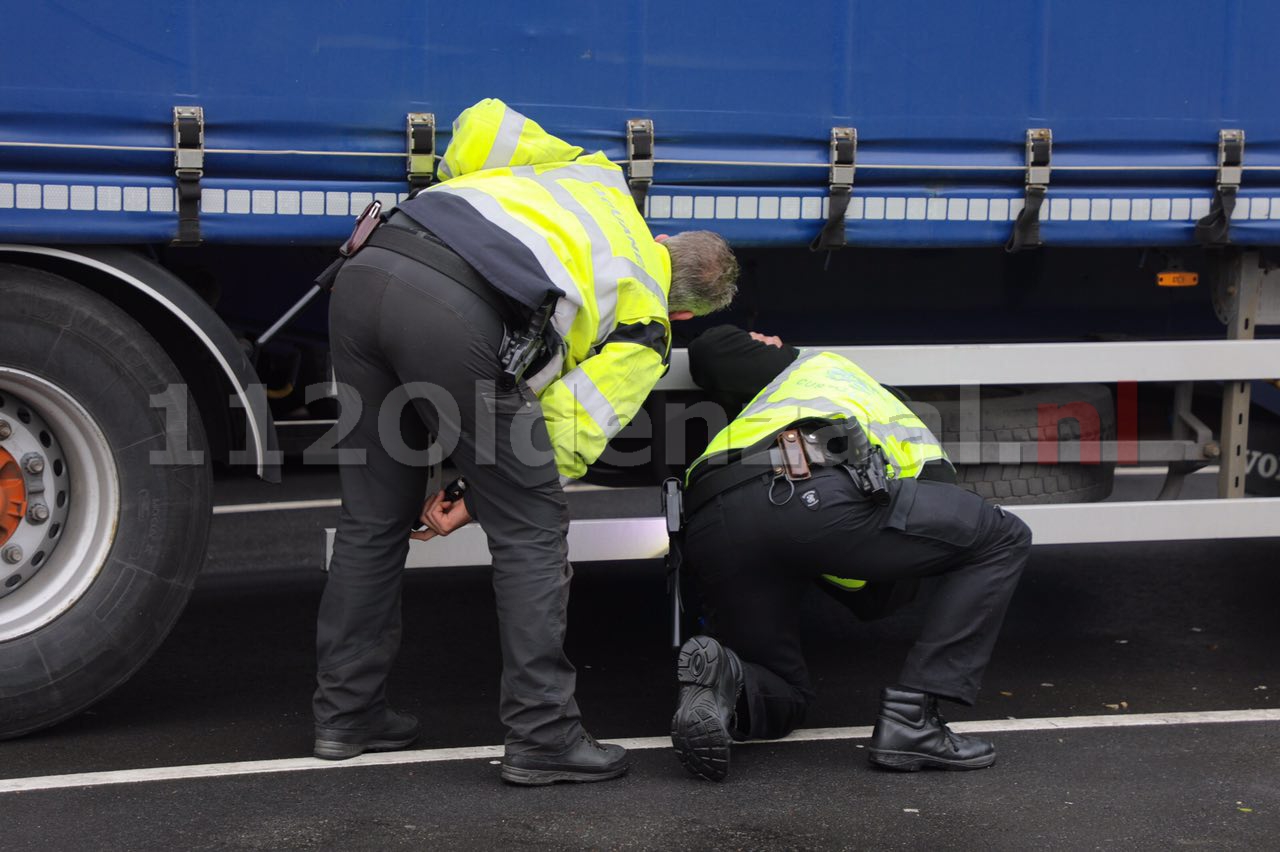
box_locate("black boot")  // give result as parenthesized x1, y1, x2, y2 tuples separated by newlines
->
(671, 635, 745, 781)
(868, 687, 996, 771)
(501, 733, 629, 786)
(313, 708, 421, 760)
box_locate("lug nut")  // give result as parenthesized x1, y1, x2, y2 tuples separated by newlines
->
(2, 545, 22, 565)
(0, 420, 11, 440)
(24, 455, 45, 475)
(28, 504, 50, 523)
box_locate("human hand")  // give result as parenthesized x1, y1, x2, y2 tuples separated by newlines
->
(749, 331, 784, 348)
(409, 491, 473, 542)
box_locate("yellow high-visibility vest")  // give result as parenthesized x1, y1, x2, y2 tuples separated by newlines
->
(689, 349, 948, 481)
(400, 98, 672, 479)
(689, 349, 949, 594)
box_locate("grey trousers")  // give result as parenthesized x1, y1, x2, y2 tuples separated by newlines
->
(314, 245, 583, 754)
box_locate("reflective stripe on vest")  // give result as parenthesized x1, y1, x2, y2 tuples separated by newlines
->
(557, 366, 620, 434)
(510, 164, 668, 342)
(820, 574, 867, 591)
(690, 349, 947, 480)
(481, 108, 529, 171)
(439, 183, 584, 311)
(411, 163, 668, 374)
(402, 99, 671, 404)
(438, 98, 585, 181)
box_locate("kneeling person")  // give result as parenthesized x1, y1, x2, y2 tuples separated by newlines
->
(671, 327, 1031, 780)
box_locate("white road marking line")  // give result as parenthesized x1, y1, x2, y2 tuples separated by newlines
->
(2, 708, 1275, 794)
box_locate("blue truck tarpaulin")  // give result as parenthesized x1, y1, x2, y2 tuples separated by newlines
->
(2, 0, 1278, 247)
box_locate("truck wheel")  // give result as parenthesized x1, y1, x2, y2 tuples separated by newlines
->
(0, 264, 211, 739)
(953, 459, 1114, 504)
(910, 384, 1116, 504)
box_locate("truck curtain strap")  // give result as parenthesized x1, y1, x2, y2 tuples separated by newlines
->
(172, 106, 204, 246)
(1195, 129, 1244, 247)
(627, 118, 654, 213)
(407, 113, 436, 193)
(1006, 128, 1051, 253)
(810, 127, 857, 252)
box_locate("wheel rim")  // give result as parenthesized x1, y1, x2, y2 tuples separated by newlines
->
(0, 368, 119, 642)
(0, 446, 27, 547)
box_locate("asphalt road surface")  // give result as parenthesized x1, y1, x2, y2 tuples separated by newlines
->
(2, 467, 1277, 850)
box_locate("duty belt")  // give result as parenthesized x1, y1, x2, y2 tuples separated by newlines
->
(365, 217, 526, 329)
(317, 206, 525, 330)
(684, 427, 837, 516)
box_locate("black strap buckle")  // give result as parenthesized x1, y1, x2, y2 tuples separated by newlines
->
(1006, 128, 1051, 253)
(1196, 129, 1245, 247)
(407, 113, 436, 193)
(172, 106, 205, 246)
(627, 119, 654, 213)
(810, 127, 857, 252)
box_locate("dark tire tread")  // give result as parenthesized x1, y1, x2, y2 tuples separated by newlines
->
(910, 383, 1118, 505)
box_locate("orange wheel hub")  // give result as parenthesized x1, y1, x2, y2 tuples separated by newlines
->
(0, 447, 27, 548)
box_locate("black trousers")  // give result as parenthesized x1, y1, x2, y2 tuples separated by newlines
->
(682, 465, 1031, 740)
(315, 246, 583, 754)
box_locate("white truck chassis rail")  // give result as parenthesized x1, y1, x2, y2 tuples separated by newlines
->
(657, 339, 1280, 390)
(325, 251, 1280, 565)
(323, 496, 1280, 569)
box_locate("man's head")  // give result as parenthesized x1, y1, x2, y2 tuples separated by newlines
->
(659, 230, 739, 319)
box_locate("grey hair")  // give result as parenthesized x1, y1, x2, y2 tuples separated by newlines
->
(664, 230, 739, 316)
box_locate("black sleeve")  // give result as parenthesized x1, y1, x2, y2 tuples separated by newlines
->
(688, 325, 800, 409)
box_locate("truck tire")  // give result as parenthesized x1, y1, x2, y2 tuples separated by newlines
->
(953, 460, 1114, 504)
(910, 384, 1116, 504)
(0, 264, 211, 739)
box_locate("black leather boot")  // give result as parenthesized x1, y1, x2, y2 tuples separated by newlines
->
(313, 708, 421, 760)
(501, 733, 629, 786)
(671, 635, 745, 781)
(868, 687, 996, 771)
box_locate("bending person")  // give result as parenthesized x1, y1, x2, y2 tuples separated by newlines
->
(671, 326, 1030, 780)
(315, 99, 738, 786)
